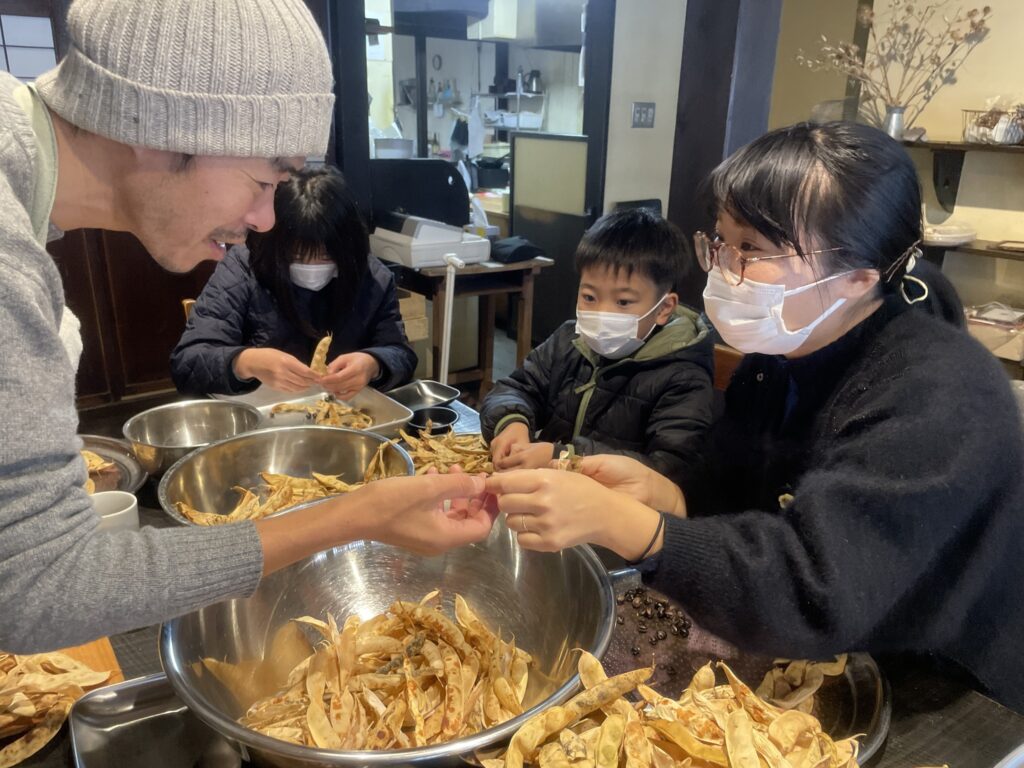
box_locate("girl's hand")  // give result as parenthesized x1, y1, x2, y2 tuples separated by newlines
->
(233, 348, 318, 392)
(320, 352, 380, 400)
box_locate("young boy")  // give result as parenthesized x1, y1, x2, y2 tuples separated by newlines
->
(480, 208, 714, 487)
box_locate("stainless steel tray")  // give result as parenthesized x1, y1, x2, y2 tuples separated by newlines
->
(213, 386, 413, 439)
(603, 570, 891, 763)
(79, 435, 147, 494)
(70, 673, 242, 768)
(387, 379, 460, 410)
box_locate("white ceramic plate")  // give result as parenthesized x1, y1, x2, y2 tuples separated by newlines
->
(924, 224, 976, 247)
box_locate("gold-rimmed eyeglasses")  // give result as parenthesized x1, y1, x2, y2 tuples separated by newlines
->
(693, 231, 842, 286)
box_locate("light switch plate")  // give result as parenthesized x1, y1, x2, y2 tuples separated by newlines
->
(631, 102, 656, 128)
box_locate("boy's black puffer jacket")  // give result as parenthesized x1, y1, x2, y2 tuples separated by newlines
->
(480, 306, 714, 487)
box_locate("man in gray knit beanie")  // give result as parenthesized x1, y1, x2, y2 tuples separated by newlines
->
(32, 0, 336, 272)
(0, 0, 496, 655)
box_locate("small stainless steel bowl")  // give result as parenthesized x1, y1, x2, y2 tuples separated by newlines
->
(160, 523, 616, 767)
(158, 425, 414, 525)
(123, 400, 262, 477)
(407, 406, 459, 436)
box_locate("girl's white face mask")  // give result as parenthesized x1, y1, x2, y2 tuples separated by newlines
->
(290, 262, 338, 291)
(575, 295, 668, 359)
(703, 268, 849, 355)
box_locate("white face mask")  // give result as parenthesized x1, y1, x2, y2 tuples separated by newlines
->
(575, 295, 668, 359)
(289, 262, 338, 291)
(703, 268, 849, 355)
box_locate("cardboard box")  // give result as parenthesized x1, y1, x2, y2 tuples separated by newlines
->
(403, 314, 429, 342)
(397, 289, 426, 319)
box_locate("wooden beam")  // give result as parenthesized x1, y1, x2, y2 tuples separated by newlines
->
(667, 0, 784, 309)
(326, 0, 373, 213)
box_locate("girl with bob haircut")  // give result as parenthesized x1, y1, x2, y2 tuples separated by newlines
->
(486, 122, 1024, 713)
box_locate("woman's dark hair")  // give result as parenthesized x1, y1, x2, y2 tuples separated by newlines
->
(248, 166, 369, 338)
(574, 207, 688, 293)
(708, 121, 922, 291)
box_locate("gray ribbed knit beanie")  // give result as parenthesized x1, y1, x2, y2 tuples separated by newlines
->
(35, 0, 335, 158)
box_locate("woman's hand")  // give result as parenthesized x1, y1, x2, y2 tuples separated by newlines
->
(490, 422, 531, 469)
(499, 441, 555, 471)
(484, 469, 665, 561)
(233, 348, 318, 392)
(556, 455, 687, 517)
(320, 352, 380, 400)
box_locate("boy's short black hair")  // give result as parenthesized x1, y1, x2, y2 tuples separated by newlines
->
(574, 208, 687, 293)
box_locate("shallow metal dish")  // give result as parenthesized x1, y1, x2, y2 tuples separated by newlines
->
(123, 400, 262, 477)
(157, 426, 414, 526)
(70, 673, 241, 768)
(160, 524, 616, 767)
(387, 380, 460, 410)
(79, 435, 147, 494)
(214, 386, 414, 439)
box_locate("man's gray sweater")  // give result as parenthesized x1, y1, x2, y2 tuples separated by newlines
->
(0, 72, 264, 650)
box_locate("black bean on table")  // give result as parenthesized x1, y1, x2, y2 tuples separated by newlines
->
(656, 630, 667, 640)
(630, 646, 641, 656)
(616, 615, 624, 625)
(649, 636, 659, 646)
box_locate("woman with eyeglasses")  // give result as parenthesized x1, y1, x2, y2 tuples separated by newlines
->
(486, 121, 1024, 712)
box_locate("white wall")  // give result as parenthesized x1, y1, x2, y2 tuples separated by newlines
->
(509, 45, 583, 135)
(393, 36, 496, 154)
(601, 0, 687, 213)
(365, 0, 395, 134)
(768, 0, 860, 129)
(891, 0, 1024, 310)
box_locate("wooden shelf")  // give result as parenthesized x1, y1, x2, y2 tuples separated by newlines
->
(904, 140, 1024, 154)
(924, 239, 1024, 263)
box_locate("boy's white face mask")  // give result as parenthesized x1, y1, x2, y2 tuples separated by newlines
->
(703, 268, 849, 355)
(290, 262, 338, 291)
(575, 295, 668, 359)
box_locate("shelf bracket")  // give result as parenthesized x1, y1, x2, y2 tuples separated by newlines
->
(931, 148, 965, 214)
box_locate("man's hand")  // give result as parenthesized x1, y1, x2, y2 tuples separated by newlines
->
(352, 471, 498, 555)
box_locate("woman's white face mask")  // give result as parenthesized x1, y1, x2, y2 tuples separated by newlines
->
(703, 268, 850, 355)
(289, 262, 338, 291)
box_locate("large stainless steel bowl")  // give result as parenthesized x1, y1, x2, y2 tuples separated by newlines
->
(160, 525, 616, 767)
(123, 400, 262, 477)
(158, 426, 415, 525)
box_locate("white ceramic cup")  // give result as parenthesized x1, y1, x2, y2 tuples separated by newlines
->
(92, 490, 140, 532)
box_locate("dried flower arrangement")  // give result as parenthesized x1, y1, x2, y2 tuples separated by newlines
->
(798, 1, 993, 130)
